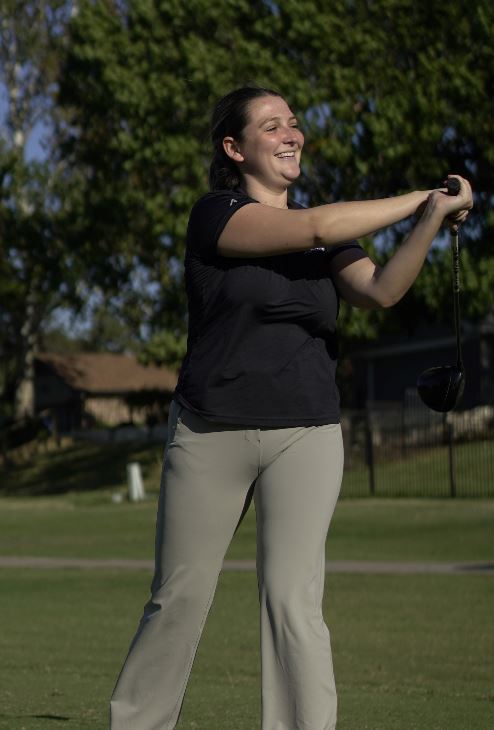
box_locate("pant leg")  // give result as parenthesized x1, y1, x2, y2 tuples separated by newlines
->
(110, 403, 259, 730)
(255, 423, 344, 730)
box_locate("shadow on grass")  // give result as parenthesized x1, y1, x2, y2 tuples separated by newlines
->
(32, 716, 71, 722)
(0, 716, 70, 722)
(0, 440, 164, 496)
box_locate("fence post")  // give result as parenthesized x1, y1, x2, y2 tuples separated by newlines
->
(365, 405, 376, 496)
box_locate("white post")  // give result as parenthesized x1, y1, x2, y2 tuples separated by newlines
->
(127, 462, 146, 502)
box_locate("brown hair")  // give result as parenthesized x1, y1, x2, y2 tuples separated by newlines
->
(209, 86, 282, 190)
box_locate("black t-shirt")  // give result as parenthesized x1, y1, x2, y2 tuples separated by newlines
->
(174, 189, 363, 426)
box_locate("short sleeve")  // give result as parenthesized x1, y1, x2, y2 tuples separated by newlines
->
(325, 241, 367, 264)
(325, 241, 365, 263)
(186, 190, 256, 259)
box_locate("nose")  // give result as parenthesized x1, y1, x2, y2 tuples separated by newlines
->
(282, 127, 298, 145)
(281, 124, 302, 147)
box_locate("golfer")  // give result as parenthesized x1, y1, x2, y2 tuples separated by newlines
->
(110, 86, 472, 730)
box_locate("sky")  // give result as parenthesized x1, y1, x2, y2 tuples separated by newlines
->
(0, 83, 51, 162)
(0, 79, 96, 337)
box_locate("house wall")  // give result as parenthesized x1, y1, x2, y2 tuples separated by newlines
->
(34, 357, 175, 431)
(35, 372, 82, 433)
(83, 396, 169, 426)
(84, 396, 139, 426)
(35, 372, 74, 408)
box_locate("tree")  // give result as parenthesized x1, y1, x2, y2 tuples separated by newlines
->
(275, 0, 494, 341)
(57, 0, 494, 371)
(0, 0, 77, 420)
(40, 301, 142, 355)
(57, 0, 283, 368)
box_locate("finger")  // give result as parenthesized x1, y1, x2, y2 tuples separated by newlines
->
(449, 209, 468, 222)
(445, 175, 473, 205)
(446, 211, 468, 229)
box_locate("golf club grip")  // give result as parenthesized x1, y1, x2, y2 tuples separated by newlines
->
(445, 178, 461, 233)
(446, 176, 461, 293)
(446, 178, 461, 196)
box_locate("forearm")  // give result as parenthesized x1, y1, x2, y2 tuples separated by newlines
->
(370, 205, 444, 307)
(312, 190, 429, 246)
(333, 177, 472, 309)
(221, 189, 432, 258)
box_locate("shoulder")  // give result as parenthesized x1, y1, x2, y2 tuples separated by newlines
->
(189, 189, 255, 223)
(187, 190, 257, 258)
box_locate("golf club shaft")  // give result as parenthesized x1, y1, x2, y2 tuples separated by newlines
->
(451, 228, 463, 370)
(446, 178, 463, 372)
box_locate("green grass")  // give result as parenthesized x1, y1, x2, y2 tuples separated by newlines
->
(342, 439, 494, 497)
(1, 436, 493, 501)
(0, 439, 164, 497)
(0, 569, 492, 730)
(1, 440, 493, 729)
(0, 495, 493, 562)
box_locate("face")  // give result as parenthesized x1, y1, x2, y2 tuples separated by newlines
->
(224, 95, 304, 192)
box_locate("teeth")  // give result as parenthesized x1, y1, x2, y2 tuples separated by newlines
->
(276, 152, 295, 158)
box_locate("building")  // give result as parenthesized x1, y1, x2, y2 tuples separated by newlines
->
(34, 352, 178, 432)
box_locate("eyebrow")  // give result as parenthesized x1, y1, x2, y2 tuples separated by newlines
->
(258, 115, 298, 127)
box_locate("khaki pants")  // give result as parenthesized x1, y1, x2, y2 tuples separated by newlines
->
(110, 401, 344, 730)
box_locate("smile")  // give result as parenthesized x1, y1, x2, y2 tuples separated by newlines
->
(274, 152, 296, 158)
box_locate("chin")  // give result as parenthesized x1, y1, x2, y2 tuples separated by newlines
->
(283, 169, 301, 184)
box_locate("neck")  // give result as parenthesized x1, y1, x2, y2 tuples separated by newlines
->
(243, 177, 289, 209)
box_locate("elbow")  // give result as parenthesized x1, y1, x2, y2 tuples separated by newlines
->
(380, 294, 399, 309)
(379, 292, 402, 308)
(372, 289, 401, 309)
(370, 271, 404, 308)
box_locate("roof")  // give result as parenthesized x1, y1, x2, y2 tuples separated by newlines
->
(36, 352, 177, 395)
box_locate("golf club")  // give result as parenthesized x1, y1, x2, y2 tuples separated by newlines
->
(417, 177, 465, 412)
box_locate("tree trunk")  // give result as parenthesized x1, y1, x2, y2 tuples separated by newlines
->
(14, 289, 38, 421)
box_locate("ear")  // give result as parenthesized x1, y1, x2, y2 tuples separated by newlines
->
(223, 136, 244, 163)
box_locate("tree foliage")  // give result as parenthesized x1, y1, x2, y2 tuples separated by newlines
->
(57, 0, 494, 357)
(18, 1, 494, 374)
(0, 0, 77, 418)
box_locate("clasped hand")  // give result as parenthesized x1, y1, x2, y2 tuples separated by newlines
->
(435, 175, 473, 228)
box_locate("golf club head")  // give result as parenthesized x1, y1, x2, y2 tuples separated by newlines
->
(417, 365, 465, 412)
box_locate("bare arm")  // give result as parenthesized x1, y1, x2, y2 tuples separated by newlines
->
(218, 190, 430, 257)
(332, 176, 473, 309)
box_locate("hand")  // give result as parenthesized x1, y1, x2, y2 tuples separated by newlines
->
(427, 175, 473, 227)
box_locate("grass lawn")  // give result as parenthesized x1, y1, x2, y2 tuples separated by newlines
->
(342, 439, 494, 498)
(0, 568, 492, 730)
(1, 435, 493, 501)
(0, 495, 493, 563)
(0, 440, 493, 728)
(0, 439, 165, 498)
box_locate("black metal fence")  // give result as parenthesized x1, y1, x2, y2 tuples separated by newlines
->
(340, 392, 494, 498)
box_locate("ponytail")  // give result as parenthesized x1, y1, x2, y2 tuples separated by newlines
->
(209, 149, 243, 191)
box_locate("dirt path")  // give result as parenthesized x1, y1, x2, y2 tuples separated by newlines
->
(0, 556, 493, 574)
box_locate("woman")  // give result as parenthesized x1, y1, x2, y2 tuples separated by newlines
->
(110, 86, 472, 730)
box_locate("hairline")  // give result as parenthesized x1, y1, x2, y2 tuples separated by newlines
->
(256, 114, 298, 128)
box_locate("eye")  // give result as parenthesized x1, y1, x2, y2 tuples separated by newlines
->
(265, 126, 277, 132)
